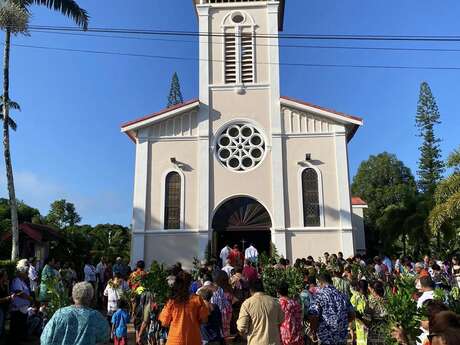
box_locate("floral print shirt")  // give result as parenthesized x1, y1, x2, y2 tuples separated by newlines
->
(309, 285, 354, 345)
(279, 297, 304, 345)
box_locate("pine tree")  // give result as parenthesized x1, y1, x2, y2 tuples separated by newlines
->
(415, 81, 444, 196)
(167, 72, 184, 108)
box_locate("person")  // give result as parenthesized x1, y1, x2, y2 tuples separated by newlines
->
(350, 280, 369, 345)
(277, 282, 303, 345)
(158, 271, 208, 345)
(416, 300, 449, 345)
(244, 243, 258, 264)
(228, 245, 244, 269)
(28, 257, 39, 295)
(451, 255, 460, 287)
(428, 311, 460, 345)
(111, 299, 130, 345)
(113, 257, 129, 279)
(237, 279, 284, 345)
(197, 288, 224, 345)
(10, 260, 33, 342)
(417, 276, 435, 309)
(332, 269, 351, 299)
(323, 252, 330, 264)
(84, 258, 97, 288)
(242, 260, 258, 283)
(219, 245, 230, 268)
(308, 272, 355, 345)
(104, 272, 129, 320)
(363, 281, 387, 345)
(211, 270, 233, 338)
(221, 259, 234, 278)
(40, 282, 109, 345)
(128, 260, 147, 291)
(0, 269, 14, 340)
(96, 257, 107, 305)
(39, 257, 59, 302)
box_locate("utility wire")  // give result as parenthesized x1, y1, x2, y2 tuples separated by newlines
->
(29, 29, 460, 53)
(25, 24, 460, 42)
(11, 43, 460, 71)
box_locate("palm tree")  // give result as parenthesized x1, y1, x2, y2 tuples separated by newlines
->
(0, 1, 88, 260)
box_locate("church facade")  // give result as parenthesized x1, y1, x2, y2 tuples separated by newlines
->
(122, 0, 367, 268)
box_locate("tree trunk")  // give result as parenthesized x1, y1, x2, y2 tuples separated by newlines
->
(3, 29, 19, 261)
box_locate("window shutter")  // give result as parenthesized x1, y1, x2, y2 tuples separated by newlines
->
(164, 172, 181, 229)
(241, 33, 254, 83)
(302, 168, 321, 227)
(224, 31, 237, 84)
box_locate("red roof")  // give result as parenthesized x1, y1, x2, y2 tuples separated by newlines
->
(351, 197, 367, 206)
(1, 222, 62, 242)
(281, 96, 363, 123)
(121, 99, 199, 129)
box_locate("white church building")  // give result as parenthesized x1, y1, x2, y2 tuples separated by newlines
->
(122, 0, 367, 268)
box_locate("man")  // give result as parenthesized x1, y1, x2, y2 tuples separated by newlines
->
(417, 276, 435, 309)
(95, 257, 107, 305)
(415, 262, 430, 289)
(221, 259, 234, 278)
(28, 257, 38, 294)
(323, 252, 330, 264)
(112, 257, 129, 279)
(229, 244, 244, 268)
(237, 279, 284, 345)
(219, 244, 230, 267)
(308, 272, 355, 345)
(242, 259, 258, 283)
(245, 243, 258, 264)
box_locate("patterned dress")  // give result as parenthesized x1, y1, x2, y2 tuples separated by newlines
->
(211, 287, 233, 337)
(279, 297, 304, 345)
(350, 291, 368, 345)
(364, 295, 387, 345)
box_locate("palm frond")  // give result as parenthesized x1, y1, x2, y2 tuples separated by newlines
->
(0, 114, 17, 130)
(434, 174, 460, 204)
(28, 0, 89, 30)
(0, 1, 29, 33)
(429, 192, 460, 234)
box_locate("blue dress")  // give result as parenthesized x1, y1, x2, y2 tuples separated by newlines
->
(40, 306, 109, 345)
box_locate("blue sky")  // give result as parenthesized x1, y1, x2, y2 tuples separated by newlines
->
(1, 0, 459, 226)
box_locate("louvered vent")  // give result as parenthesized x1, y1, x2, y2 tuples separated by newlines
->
(225, 32, 237, 84)
(241, 33, 254, 83)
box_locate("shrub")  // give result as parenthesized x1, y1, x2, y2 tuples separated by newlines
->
(0, 260, 17, 278)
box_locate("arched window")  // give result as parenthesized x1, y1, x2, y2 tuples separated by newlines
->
(302, 168, 320, 227)
(164, 172, 181, 229)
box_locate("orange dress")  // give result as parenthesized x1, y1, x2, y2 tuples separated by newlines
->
(159, 294, 209, 345)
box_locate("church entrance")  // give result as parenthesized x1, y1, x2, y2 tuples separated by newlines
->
(212, 196, 272, 258)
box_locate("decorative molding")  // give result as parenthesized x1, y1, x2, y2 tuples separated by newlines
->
(133, 229, 209, 235)
(147, 136, 198, 143)
(160, 168, 186, 230)
(286, 227, 343, 232)
(297, 164, 325, 228)
(272, 132, 335, 139)
(209, 84, 270, 91)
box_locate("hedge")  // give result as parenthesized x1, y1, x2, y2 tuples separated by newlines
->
(0, 260, 17, 278)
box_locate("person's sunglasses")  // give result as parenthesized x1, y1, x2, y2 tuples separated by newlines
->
(427, 333, 440, 342)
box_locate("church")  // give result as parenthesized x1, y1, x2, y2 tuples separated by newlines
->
(121, 0, 367, 268)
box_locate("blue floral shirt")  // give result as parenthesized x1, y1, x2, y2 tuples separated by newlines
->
(40, 306, 109, 345)
(308, 285, 354, 345)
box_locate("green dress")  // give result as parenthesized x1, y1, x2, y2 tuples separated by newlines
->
(39, 264, 58, 302)
(351, 291, 368, 345)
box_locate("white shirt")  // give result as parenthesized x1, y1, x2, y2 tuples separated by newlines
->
(417, 290, 434, 309)
(104, 280, 129, 315)
(28, 265, 38, 292)
(245, 245, 258, 261)
(84, 264, 96, 282)
(222, 264, 234, 277)
(96, 262, 107, 282)
(220, 246, 230, 263)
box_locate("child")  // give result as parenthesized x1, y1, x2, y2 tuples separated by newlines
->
(112, 299, 130, 345)
(197, 288, 224, 345)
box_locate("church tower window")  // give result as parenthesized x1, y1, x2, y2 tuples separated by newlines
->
(302, 168, 321, 226)
(223, 11, 255, 85)
(164, 171, 181, 229)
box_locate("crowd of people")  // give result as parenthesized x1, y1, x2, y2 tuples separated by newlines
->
(0, 245, 460, 345)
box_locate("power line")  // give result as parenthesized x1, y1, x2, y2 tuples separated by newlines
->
(25, 24, 460, 42)
(11, 42, 460, 71)
(29, 29, 460, 54)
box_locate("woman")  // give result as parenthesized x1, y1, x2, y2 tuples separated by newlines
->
(10, 260, 33, 342)
(40, 282, 109, 345)
(104, 272, 129, 320)
(429, 311, 460, 345)
(39, 257, 59, 302)
(277, 281, 304, 345)
(158, 271, 208, 345)
(211, 271, 233, 338)
(0, 269, 14, 339)
(451, 255, 460, 288)
(364, 281, 387, 345)
(350, 280, 369, 345)
(197, 288, 224, 345)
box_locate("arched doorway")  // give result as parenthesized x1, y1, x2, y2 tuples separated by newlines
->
(212, 196, 272, 258)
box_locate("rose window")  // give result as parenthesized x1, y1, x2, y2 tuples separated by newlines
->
(216, 123, 266, 171)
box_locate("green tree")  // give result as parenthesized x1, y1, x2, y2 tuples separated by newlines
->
(416, 82, 444, 195)
(45, 199, 81, 229)
(167, 72, 184, 108)
(0, 0, 88, 260)
(351, 152, 419, 254)
(429, 147, 460, 246)
(90, 224, 130, 262)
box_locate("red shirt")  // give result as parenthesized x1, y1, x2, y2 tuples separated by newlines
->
(242, 265, 258, 282)
(229, 249, 244, 267)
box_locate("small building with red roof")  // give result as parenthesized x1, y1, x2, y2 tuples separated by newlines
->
(121, 0, 366, 268)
